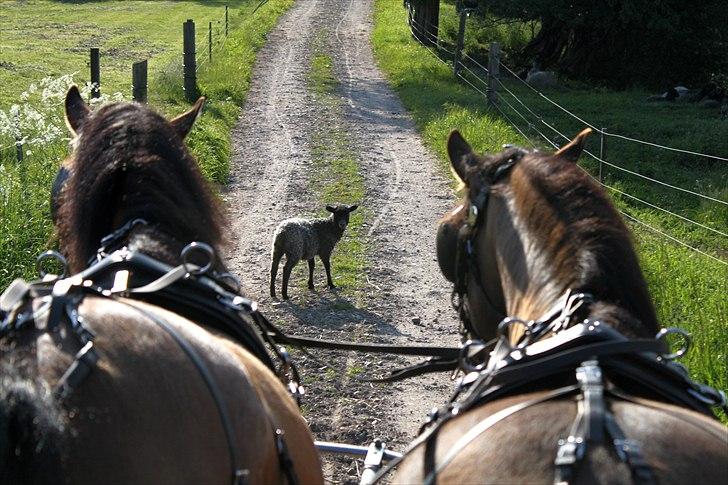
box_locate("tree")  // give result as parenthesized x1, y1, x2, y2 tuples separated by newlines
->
(475, 0, 728, 88)
(407, 0, 440, 47)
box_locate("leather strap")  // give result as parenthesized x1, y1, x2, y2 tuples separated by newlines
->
(124, 300, 248, 485)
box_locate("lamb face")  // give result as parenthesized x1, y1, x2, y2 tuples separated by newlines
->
(326, 204, 358, 230)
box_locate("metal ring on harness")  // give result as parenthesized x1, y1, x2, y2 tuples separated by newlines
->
(497, 317, 531, 349)
(181, 241, 215, 276)
(655, 327, 691, 361)
(458, 339, 489, 373)
(36, 250, 68, 280)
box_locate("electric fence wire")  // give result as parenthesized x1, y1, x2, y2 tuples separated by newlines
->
(409, 17, 457, 55)
(407, 22, 453, 69)
(498, 60, 728, 163)
(490, 68, 728, 206)
(462, 52, 489, 74)
(580, 168, 728, 265)
(440, 44, 727, 262)
(494, 87, 728, 237)
(454, 72, 534, 146)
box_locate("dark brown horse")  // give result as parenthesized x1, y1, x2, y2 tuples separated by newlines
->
(0, 87, 322, 484)
(394, 130, 727, 483)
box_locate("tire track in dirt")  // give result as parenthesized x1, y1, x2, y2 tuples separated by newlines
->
(225, 1, 460, 482)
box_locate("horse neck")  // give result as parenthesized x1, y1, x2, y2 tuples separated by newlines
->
(487, 176, 659, 340)
(485, 195, 567, 323)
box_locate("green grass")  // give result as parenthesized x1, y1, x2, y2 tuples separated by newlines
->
(301, 33, 368, 301)
(373, 0, 727, 407)
(0, 0, 294, 287)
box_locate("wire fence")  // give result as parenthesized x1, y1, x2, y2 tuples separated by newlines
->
(0, 6, 236, 158)
(406, 13, 727, 266)
(195, 8, 229, 72)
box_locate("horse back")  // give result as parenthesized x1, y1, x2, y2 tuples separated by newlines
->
(28, 296, 308, 484)
(395, 391, 727, 484)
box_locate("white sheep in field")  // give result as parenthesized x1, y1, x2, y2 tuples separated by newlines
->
(270, 204, 358, 299)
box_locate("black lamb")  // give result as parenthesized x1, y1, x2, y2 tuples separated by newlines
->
(270, 204, 358, 299)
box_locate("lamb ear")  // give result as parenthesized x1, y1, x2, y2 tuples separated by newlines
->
(447, 130, 477, 183)
(65, 85, 90, 136)
(326, 205, 336, 213)
(170, 96, 205, 139)
(348, 204, 358, 212)
(554, 128, 592, 163)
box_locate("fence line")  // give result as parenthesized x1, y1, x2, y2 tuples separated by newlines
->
(576, 167, 728, 266)
(462, 52, 489, 74)
(604, 131, 728, 162)
(416, 31, 727, 264)
(619, 209, 727, 266)
(497, 60, 728, 164)
(1, 6, 233, 152)
(494, 76, 728, 241)
(484, 62, 728, 207)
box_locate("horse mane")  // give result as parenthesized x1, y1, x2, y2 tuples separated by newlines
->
(57, 102, 226, 271)
(506, 150, 659, 338)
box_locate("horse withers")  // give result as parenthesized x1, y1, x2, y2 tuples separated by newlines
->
(393, 130, 727, 484)
(0, 87, 322, 484)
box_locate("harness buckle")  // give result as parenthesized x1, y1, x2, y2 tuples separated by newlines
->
(555, 436, 585, 466)
(467, 204, 478, 226)
(181, 241, 216, 276)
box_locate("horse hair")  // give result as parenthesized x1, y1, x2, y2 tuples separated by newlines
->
(505, 150, 659, 338)
(57, 102, 226, 272)
(0, 344, 66, 483)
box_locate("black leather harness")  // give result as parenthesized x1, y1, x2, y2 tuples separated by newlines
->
(0, 247, 302, 485)
(368, 315, 727, 484)
(452, 148, 523, 338)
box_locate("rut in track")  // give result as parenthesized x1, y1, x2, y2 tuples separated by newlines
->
(224, 0, 460, 482)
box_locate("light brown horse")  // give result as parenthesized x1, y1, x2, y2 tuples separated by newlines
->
(394, 130, 727, 484)
(0, 87, 322, 484)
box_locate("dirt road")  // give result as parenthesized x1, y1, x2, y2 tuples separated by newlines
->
(224, 0, 460, 481)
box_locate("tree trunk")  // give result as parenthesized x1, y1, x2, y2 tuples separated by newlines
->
(409, 0, 439, 47)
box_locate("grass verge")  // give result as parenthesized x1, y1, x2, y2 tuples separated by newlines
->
(372, 0, 727, 409)
(300, 33, 367, 303)
(0, 0, 293, 287)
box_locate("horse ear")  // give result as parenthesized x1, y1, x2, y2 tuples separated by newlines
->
(170, 96, 206, 139)
(65, 85, 90, 136)
(447, 130, 476, 183)
(555, 128, 592, 163)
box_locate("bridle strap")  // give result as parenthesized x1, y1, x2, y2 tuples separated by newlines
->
(452, 153, 522, 338)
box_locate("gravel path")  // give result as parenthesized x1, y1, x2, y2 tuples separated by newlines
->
(224, 1, 460, 482)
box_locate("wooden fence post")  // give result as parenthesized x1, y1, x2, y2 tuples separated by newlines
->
(183, 19, 197, 102)
(209, 21, 213, 62)
(599, 127, 607, 183)
(225, 5, 229, 37)
(487, 42, 500, 107)
(453, 7, 467, 77)
(132, 60, 148, 103)
(90, 48, 101, 99)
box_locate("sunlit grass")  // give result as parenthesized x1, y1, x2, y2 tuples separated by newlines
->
(373, 0, 727, 411)
(305, 42, 368, 300)
(0, 0, 294, 288)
